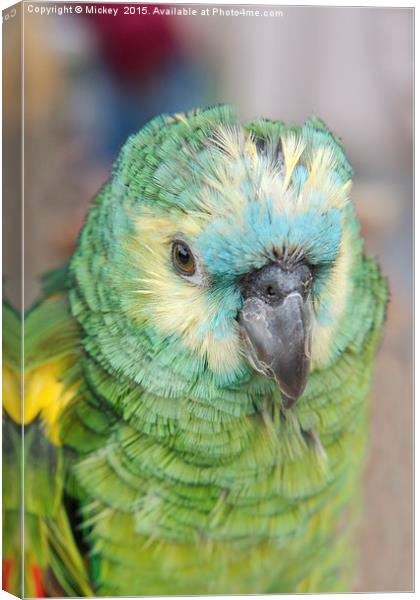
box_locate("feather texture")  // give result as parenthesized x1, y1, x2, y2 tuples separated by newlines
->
(2, 106, 388, 595)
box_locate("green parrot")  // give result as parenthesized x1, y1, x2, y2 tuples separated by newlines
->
(3, 105, 388, 596)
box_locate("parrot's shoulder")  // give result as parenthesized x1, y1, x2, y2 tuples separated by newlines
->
(25, 289, 81, 370)
(3, 292, 93, 596)
(3, 291, 83, 444)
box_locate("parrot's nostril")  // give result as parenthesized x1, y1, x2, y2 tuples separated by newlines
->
(240, 262, 313, 305)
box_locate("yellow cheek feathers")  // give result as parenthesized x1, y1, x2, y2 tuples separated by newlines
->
(311, 225, 355, 369)
(129, 213, 243, 376)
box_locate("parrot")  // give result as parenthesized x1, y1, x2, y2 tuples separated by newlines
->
(2, 105, 388, 596)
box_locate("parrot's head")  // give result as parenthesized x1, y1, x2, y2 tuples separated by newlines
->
(71, 106, 362, 408)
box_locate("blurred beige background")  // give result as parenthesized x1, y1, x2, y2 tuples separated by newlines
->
(4, 3, 413, 592)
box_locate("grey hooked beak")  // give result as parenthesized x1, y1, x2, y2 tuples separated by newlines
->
(238, 262, 313, 408)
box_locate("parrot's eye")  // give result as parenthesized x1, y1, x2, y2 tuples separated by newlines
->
(171, 241, 196, 276)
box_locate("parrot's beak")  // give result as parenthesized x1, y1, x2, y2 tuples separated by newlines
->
(238, 262, 313, 408)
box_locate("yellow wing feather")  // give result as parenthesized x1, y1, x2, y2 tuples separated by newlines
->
(2, 293, 81, 445)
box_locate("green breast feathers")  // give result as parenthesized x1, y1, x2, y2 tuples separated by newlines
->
(3, 105, 388, 596)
